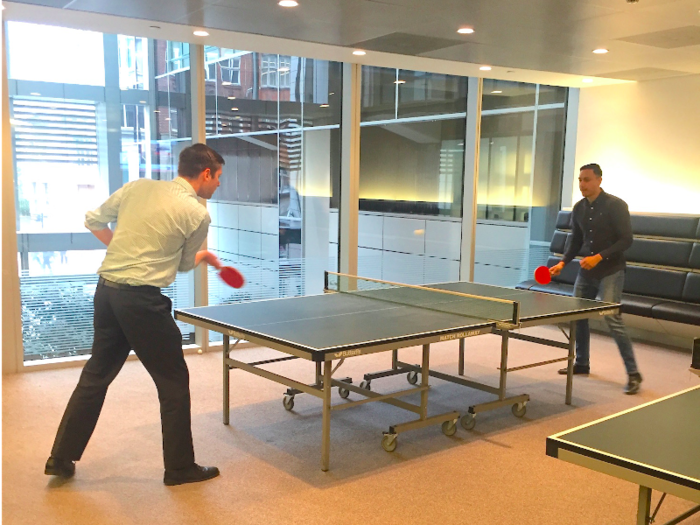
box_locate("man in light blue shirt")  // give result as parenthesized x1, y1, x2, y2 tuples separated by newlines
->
(45, 143, 225, 486)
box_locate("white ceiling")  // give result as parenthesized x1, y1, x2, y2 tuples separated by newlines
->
(4, 0, 700, 87)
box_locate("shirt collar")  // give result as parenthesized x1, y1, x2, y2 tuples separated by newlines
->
(586, 188, 606, 206)
(173, 176, 198, 197)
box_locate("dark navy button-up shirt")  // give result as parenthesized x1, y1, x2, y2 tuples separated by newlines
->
(562, 189, 633, 279)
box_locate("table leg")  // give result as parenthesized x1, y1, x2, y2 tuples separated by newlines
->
(321, 360, 332, 471)
(498, 333, 509, 400)
(637, 486, 651, 525)
(420, 344, 430, 420)
(566, 321, 576, 405)
(458, 338, 465, 376)
(223, 335, 230, 425)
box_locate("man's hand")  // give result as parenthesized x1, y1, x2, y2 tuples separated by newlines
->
(549, 261, 565, 276)
(195, 250, 222, 270)
(580, 254, 603, 270)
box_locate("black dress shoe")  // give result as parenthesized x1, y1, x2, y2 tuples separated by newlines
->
(45, 457, 75, 478)
(164, 463, 220, 486)
(624, 373, 643, 395)
(558, 365, 590, 375)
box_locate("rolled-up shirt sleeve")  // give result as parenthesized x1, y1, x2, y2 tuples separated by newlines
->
(178, 214, 211, 272)
(85, 184, 128, 231)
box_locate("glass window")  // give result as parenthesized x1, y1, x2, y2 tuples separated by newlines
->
(9, 30, 196, 362)
(360, 119, 465, 218)
(302, 59, 342, 128)
(261, 54, 279, 88)
(361, 66, 397, 122)
(7, 22, 105, 86)
(537, 84, 568, 105)
(12, 97, 107, 234)
(118, 35, 149, 90)
(478, 111, 535, 222)
(482, 80, 537, 111)
(397, 70, 467, 118)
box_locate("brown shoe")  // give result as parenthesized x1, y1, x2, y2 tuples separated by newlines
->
(164, 463, 220, 486)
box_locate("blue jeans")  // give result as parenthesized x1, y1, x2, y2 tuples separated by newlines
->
(573, 269, 639, 375)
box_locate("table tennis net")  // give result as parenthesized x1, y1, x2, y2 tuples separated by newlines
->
(325, 272, 520, 326)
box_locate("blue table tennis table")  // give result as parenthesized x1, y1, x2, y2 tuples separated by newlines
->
(175, 272, 619, 471)
(547, 384, 700, 525)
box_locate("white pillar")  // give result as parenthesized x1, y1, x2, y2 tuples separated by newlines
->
(2, 20, 23, 373)
(339, 63, 361, 276)
(459, 77, 483, 282)
(190, 43, 209, 351)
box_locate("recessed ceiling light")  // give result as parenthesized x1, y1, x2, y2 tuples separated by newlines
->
(30, 92, 41, 96)
(582, 78, 594, 83)
(593, 48, 608, 54)
(491, 90, 502, 94)
(457, 27, 474, 34)
(139, 100, 146, 103)
(352, 50, 366, 56)
(193, 30, 209, 37)
(278, 67, 290, 72)
(165, 117, 171, 121)
(154, 110, 160, 113)
(394, 80, 406, 84)
(329, 92, 335, 96)
(231, 107, 239, 111)
(227, 96, 236, 100)
(479, 66, 492, 71)
(278, 0, 298, 6)
(320, 104, 329, 108)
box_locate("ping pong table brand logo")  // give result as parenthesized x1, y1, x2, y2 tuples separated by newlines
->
(333, 350, 362, 358)
(440, 330, 481, 341)
(599, 310, 616, 316)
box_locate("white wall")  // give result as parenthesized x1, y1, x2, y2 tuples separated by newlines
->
(573, 75, 700, 214)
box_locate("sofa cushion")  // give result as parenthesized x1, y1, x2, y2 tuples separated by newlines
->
(625, 238, 692, 267)
(630, 215, 699, 239)
(620, 294, 665, 317)
(515, 280, 535, 291)
(556, 211, 571, 230)
(550, 231, 569, 254)
(651, 301, 700, 325)
(623, 266, 686, 301)
(528, 282, 574, 296)
(690, 244, 700, 269)
(683, 273, 700, 304)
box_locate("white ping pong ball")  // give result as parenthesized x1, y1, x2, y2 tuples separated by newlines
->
(197, 349, 203, 354)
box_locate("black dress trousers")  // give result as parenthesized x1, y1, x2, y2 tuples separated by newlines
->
(51, 278, 195, 470)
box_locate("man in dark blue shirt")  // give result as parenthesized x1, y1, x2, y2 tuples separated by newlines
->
(550, 163, 642, 394)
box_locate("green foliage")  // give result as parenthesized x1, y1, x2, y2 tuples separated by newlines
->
(20, 279, 95, 361)
(18, 198, 30, 217)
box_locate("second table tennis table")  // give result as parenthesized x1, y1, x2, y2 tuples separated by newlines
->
(175, 272, 619, 471)
(547, 385, 700, 525)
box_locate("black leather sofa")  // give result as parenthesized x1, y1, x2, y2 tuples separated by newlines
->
(516, 211, 700, 326)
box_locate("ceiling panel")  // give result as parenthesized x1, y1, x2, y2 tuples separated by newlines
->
(6, 0, 700, 82)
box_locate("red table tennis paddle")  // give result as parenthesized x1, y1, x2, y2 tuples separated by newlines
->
(218, 266, 245, 288)
(534, 265, 552, 285)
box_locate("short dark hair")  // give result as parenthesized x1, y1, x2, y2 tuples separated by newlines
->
(580, 163, 602, 177)
(178, 143, 225, 179)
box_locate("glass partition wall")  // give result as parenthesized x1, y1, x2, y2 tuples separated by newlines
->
(6, 23, 569, 363)
(474, 80, 567, 286)
(8, 22, 193, 360)
(358, 67, 467, 285)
